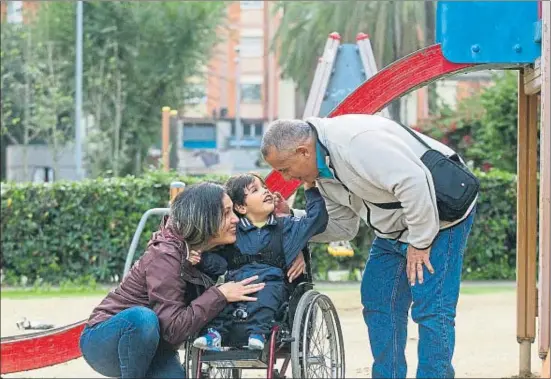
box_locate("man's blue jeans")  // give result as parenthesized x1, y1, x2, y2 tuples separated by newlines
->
(79, 306, 186, 378)
(361, 210, 475, 378)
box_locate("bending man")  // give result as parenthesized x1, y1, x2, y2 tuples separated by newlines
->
(261, 114, 477, 379)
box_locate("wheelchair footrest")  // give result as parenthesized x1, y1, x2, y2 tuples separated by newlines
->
(201, 349, 268, 369)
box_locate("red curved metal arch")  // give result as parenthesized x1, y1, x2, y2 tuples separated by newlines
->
(0, 320, 86, 374)
(265, 44, 477, 198)
(0, 44, 479, 375)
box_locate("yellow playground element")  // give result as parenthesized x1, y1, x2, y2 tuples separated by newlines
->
(327, 241, 354, 257)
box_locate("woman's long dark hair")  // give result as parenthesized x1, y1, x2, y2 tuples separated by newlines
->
(169, 182, 226, 248)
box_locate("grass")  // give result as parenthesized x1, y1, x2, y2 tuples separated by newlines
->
(1, 286, 111, 299)
(459, 285, 515, 295)
(1, 282, 515, 300)
(316, 282, 515, 296)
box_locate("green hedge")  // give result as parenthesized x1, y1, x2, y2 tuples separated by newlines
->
(1, 169, 517, 286)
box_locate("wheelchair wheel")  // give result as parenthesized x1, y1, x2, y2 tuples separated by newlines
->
(290, 290, 345, 378)
(182, 343, 241, 379)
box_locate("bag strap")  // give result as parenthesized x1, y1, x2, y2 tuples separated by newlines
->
(394, 121, 432, 150)
(271, 217, 285, 262)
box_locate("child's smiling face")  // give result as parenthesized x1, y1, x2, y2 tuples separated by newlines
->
(235, 176, 275, 222)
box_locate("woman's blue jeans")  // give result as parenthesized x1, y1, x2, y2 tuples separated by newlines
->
(79, 306, 186, 378)
(361, 209, 475, 378)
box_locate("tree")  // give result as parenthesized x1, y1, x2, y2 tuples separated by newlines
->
(24, 1, 226, 177)
(419, 71, 519, 172)
(1, 23, 42, 180)
(1, 21, 73, 180)
(30, 39, 74, 177)
(272, 1, 431, 120)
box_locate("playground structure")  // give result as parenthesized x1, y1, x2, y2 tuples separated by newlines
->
(160, 106, 180, 172)
(300, 32, 391, 258)
(0, 1, 549, 377)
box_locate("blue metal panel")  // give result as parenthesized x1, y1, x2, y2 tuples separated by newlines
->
(436, 1, 540, 64)
(319, 44, 367, 117)
(183, 140, 217, 149)
(227, 137, 261, 148)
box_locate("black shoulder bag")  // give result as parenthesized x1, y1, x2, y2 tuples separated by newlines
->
(397, 123, 479, 222)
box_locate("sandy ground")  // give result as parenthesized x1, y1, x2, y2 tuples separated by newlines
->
(0, 284, 543, 378)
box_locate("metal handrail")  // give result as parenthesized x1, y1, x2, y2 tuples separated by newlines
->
(123, 208, 169, 278)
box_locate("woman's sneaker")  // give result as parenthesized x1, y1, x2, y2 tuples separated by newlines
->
(247, 334, 265, 350)
(193, 328, 222, 351)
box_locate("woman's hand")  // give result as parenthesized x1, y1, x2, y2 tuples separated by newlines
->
(287, 251, 306, 282)
(187, 250, 201, 265)
(218, 275, 265, 302)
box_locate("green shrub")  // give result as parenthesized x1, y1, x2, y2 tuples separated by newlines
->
(0, 171, 227, 285)
(1, 169, 517, 285)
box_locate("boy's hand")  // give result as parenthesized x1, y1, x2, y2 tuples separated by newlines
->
(274, 191, 291, 216)
(187, 249, 201, 265)
(303, 181, 316, 190)
(287, 251, 306, 282)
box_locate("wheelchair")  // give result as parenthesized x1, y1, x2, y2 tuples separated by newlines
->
(181, 247, 346, 379)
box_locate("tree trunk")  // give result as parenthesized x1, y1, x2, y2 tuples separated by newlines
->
(113, 69, 122, 176)
(52, 132, 59, 180)
(135, 148, 141, 175)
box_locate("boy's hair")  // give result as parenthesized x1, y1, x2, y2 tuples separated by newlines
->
(225, 173, 267, 210)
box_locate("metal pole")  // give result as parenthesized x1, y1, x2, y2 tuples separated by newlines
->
(123, 208, 170, 278)
(235, 46, 242, 149)
(75, 1, 83, 180)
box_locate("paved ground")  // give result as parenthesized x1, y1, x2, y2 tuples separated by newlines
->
(1, 283, 543, 378)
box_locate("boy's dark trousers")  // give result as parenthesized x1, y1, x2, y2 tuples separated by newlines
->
(209, 281, 289, 336)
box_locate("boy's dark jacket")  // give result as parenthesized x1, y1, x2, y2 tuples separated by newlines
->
(199, 187, 328, 283)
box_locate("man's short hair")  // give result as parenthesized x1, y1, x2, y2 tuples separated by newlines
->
(260, 119, 313, 157)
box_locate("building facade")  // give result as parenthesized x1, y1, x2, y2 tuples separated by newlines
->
(175, 1, 297, 175)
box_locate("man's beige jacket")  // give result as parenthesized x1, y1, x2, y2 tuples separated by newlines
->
(292, 114, 476, 249)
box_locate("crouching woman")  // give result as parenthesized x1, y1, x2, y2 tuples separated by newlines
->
(79, 182, 265, 378)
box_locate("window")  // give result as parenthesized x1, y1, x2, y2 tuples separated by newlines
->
(239, 36, 263, 58)
(185, 83, 207, 105)
(7, 1, 23, 24)
(240, 84, 262, 103)
(243, 122, 263, 137)
(183, 123, 216, 149)
(240, 1, 263, 10)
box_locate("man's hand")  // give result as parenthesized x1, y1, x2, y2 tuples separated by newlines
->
(406, 245, 434, 286)
(274, 191, 291, 216)
(287, 251, 306, 282)
(187, 249, 201, 266)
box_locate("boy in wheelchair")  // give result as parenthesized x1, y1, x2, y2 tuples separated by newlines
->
(190, 173, 327, 351)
